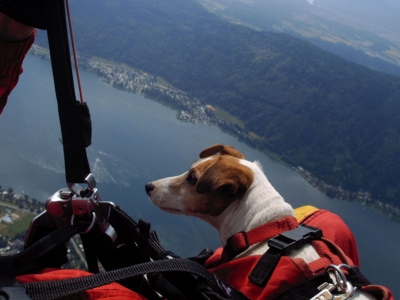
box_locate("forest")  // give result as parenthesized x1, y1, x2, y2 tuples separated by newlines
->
(36, 0, 400, 205)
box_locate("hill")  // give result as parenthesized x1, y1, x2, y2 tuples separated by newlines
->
(198, 0, 400, 77)
(37, 0, 400, 205)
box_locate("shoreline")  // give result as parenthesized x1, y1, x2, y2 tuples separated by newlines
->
(29, 45, 400, 224)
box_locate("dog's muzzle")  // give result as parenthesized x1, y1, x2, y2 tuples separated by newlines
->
(145, 183, 155, 195)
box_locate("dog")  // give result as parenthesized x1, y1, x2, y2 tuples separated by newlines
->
(145, 144, 378, 299)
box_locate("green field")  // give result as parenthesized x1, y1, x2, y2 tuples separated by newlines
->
(0, 202, 35, 238)
(213, 106, 244, 128)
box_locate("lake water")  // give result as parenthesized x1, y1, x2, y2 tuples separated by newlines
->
(1, 54, 399, 297)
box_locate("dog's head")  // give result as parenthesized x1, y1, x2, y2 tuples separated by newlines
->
(145, 144, 254, 217)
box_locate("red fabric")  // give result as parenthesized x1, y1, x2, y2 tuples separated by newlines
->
(207, 250, 310, 299)
(222, 216, 298, 262)
(17, 268, 147, 300)
(207, 240, 347, 299)
(302, 209, 360, 267)
(0, 29, 35, 114)
(206, 209, 393, 300)
(362, 285, 394, 300)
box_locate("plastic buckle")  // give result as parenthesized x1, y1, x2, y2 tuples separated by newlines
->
(225, 231, 250, 257)
(268, 224, 323, 255)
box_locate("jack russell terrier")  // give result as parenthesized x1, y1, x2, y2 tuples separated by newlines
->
(145, 144, 379, 300)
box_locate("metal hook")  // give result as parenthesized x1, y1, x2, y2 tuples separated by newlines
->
(71, 212, 97, 234)
(326, 264, 347, 291)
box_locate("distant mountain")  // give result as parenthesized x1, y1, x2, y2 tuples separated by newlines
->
(40, 0, 400, 205)
(198, 0, 400, 77)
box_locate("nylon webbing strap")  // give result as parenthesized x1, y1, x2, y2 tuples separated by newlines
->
(106, 207, 249, 300)
(24, 259, 236, 300)
(248, 247, 281, 286)
(109, 206, 171, 260)
(347, 266, 371, 288)
(1, 286, 32, 300)
(0, 225, 85, 277)
(45, 0, 91, 184)
(276, 272, 332, 300)
(249, 224, 323, 287)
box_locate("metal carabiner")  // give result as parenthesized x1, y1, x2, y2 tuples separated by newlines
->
(71, 211, 97, 234)
(324, 264, 357, 300)
(326, 264, 348, 291)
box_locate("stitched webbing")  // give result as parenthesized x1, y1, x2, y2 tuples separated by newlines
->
(46, 0, 91, 184)
(0, 224, 85, 277)
(248, 224, 323, 287)
(24, 259, 231, 300)
(221, 216, 298, 262)
(276, 272, 332, 300)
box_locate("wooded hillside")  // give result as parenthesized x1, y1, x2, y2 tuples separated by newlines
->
(42, 0, 400, 204)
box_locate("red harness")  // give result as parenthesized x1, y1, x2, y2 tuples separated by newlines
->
(205, 209, 394, 300)
(221, 216, 298, 263)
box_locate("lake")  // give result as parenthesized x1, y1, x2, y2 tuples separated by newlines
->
(0, 54, 399, 297)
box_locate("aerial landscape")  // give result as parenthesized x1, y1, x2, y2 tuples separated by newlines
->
(33, 0, 400, 215)
(1, 0, 399, 298)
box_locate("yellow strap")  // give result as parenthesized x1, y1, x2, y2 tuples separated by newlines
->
(294, 205, 319, 223)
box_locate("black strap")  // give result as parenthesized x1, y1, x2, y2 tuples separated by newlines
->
(24, 258, 247, 300)
(249, 224, 322, 287)
(0, 205, 248, 300)
(248, 247, 281, 286)
(276, 272, 333, 300)
(45, 0, 92, 184)
(0, 224, 86, 277)
(108, 206, 173, 260)
(276, 266, 372, 300)
(1, 286, 32, 300)
(106, 206, 248, 300)
(347, 266, 371, 288)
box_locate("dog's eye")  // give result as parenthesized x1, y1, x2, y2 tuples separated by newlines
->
(187, 172, 198, 185)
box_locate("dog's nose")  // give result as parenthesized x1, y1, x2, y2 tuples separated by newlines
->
(145, 183, 155, 195)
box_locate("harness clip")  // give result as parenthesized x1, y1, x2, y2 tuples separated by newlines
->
(268, 224, 322, 255)
(310, 264, 357, 300)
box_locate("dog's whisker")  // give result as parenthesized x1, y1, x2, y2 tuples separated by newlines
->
(157, 195, 163, 205)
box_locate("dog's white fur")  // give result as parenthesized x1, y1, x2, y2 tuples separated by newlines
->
(145, 144, 375, 299)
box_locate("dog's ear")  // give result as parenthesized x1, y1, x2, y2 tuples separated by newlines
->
(199, 144, 245, 159)
(196, 157, 253, 200)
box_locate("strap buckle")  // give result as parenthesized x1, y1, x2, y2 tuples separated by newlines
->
(268, 224, 322, 255)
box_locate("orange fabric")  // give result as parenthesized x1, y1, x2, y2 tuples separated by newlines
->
(294, 205, 319, 223)
(17, 268, 147, 300)
(0, 29, 35, 114)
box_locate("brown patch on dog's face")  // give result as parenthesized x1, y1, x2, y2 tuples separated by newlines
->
(146, 145, 253, 218)
(193, 156, 253, 216)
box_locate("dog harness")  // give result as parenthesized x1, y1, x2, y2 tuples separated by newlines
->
(205, 207, 394, 300)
